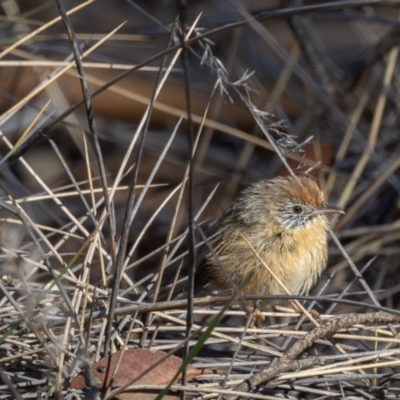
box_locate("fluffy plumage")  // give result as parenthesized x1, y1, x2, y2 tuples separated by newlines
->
(195, 176, 343, 305)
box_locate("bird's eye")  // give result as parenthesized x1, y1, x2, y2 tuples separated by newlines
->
(292, 205, 303, 214)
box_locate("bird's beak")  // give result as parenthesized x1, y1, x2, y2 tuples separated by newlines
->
(312, 204, 345, 216)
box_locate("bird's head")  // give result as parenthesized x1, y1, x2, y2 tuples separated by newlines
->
(232, 175, 343, 231)
(272, 176, 344, 230)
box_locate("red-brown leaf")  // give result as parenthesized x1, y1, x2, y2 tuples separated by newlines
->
(70, 348, 220, 400)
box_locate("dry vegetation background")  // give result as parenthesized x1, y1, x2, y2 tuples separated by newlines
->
(1, 0, 400, 399)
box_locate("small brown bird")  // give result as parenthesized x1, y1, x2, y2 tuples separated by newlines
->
(195, 175, 344, 314)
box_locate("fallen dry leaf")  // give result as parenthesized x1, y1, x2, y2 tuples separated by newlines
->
(70, 348, 220, 400)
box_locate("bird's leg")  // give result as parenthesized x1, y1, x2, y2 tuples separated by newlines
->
(243, 304, 265, 328)
(288, 300, 320, 320)
(238, 298, 264, 328)
(251, 308, 265, 328)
